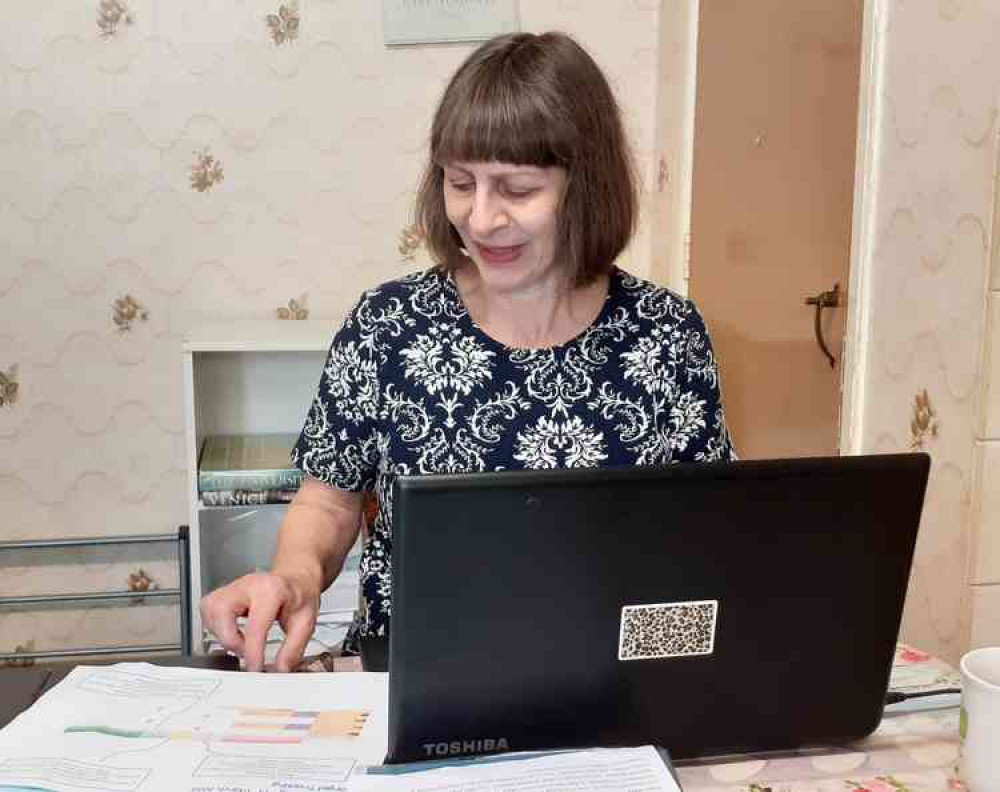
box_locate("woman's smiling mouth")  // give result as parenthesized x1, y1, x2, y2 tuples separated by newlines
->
(475, 242, 526, 264)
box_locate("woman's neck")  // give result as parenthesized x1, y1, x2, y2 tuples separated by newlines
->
(454, 265, 610, 349)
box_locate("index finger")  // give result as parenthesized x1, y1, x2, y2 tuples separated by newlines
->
(242, 597, 281, 673)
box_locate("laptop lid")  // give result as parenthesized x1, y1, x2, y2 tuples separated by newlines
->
(386, 453, 930, 764)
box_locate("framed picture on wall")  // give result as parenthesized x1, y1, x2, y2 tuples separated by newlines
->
(382, 0, 519, 46)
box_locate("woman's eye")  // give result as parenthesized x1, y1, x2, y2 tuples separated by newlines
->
(449, 181, 474, 193)
(504, 185, 538, 198)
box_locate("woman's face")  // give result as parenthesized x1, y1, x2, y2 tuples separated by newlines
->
(442, 161, 567, 296)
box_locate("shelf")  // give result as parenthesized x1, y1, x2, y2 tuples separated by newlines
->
(0, 644, 182, 662)
(184, 320, 338, 353)
(182, 320, 344, 653)
(0, 533, 183, 551)
(0, 529, 192, 660)
(0, 589, 181, 607)
(197, 502, 292, 513)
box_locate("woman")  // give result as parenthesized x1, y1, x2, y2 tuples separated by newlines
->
(200, 31, 735, 673)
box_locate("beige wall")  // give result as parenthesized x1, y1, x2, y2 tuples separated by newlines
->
(857, 0, 999, 666)
(0, 1, 661, 656)
(969, 146, 1000, 649)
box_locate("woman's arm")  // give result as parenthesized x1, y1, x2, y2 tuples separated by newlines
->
(199, 476, 362, 672)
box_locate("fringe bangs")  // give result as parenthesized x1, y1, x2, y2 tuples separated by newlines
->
(432, 73, 570, 168)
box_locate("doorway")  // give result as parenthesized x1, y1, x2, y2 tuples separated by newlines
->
(688, 1, 865, 458)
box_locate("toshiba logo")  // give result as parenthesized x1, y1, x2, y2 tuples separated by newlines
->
(422, 737, 511, 757)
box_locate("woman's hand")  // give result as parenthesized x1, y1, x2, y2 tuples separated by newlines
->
(199, 477, 363, 673)
(200, 569, 320, 672)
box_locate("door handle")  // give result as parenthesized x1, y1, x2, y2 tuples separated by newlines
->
(804, 283, 841, 368)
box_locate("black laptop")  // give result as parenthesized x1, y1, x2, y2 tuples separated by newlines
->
(384, 453, 930, 764)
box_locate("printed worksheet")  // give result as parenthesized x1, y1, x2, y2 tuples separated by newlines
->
(0, 663, 388, 792)
(353, 745, 682, 792)
(0, 663, 681, 792)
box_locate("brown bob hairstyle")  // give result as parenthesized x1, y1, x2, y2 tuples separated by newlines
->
(414, 31, 638, 287)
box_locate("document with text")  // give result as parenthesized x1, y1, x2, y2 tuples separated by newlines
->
(0, 663, 680, 792)
(355, 745, 682, 791)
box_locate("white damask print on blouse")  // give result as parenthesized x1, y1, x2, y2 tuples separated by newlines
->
(293, 267, 735, 650)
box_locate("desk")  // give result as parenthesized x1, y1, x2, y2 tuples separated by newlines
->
(676, 708, 963, 791)
(0, 654, 238, 730)
(676, 645, 966, 792)
(0, 649, 967, 792)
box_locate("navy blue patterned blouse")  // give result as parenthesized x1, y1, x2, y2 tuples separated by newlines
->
(292, 266, 735, 649)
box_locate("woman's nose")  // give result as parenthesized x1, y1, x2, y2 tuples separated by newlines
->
(468, 190, 509, 237)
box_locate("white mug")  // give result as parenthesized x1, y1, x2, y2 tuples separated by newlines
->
(959, 646, 1000, 790)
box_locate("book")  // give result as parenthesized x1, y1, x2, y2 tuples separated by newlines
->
(198, 433, 304, 493)
(200, 489, 297, 507)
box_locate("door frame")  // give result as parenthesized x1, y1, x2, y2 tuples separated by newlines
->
(838, 0, 880, 454)
(664, 0, 879, 454)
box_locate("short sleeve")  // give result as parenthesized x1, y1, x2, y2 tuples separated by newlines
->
(670, 300, 737, 463)
(291, 294, 383, 492)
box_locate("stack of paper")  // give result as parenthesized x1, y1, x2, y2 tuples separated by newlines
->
(0, 663, 682, 792)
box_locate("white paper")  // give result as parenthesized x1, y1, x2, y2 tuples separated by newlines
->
(0, 662, 388, 792)
(352, 745, 682, 791)
(0, 663, 681, 792)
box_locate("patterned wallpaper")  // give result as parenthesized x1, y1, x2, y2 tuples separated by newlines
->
(1, 0, 996, 665)
(860, 0, 999, 665)
(0, 1, 660, 657)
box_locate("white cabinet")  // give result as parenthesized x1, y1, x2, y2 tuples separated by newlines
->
(182, 320, 350, 653)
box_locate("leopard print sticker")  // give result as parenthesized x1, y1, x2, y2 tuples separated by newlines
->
(618, 600, 718, 661)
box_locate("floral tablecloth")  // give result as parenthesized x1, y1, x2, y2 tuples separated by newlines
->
(675, 645, 968, 792)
